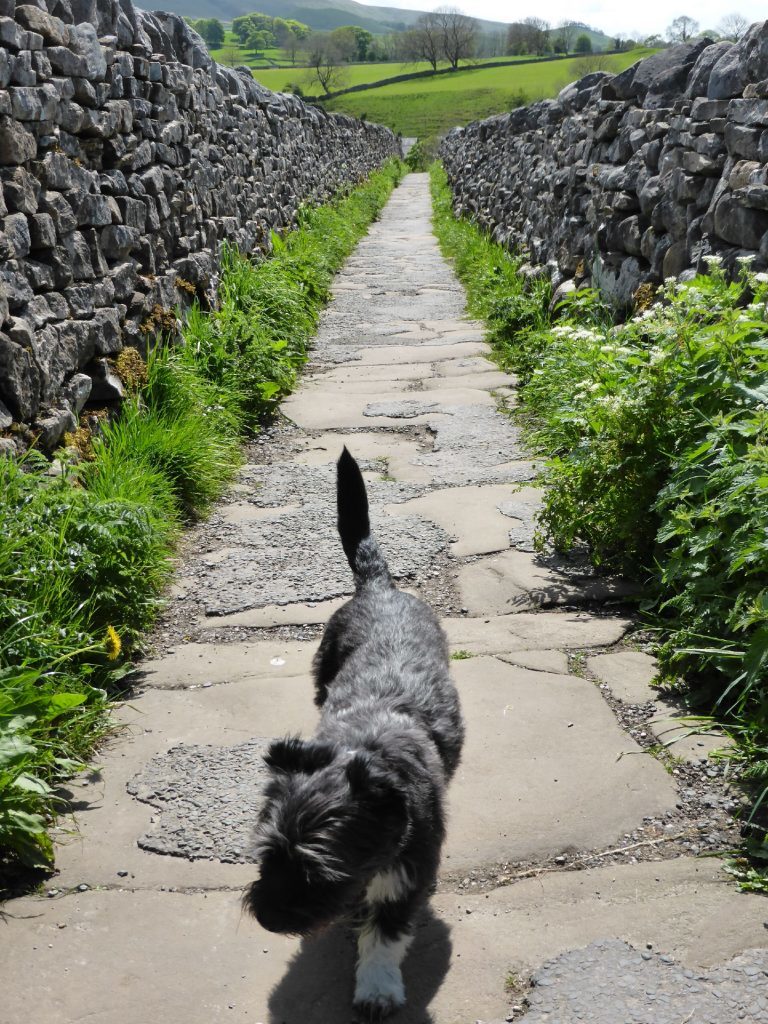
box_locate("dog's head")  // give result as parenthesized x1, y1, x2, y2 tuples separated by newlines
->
(244, 736, 408, 936)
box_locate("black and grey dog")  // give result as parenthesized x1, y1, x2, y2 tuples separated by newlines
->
(244, 447, 464, 1019)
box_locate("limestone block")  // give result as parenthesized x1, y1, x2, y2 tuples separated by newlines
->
(0, 331, 41, 420)
(0, 116, 37, 163)
(715, 194, 768, 248)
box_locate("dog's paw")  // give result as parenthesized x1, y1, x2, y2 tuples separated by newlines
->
(353, 964, 405, 1021)
(353, 992, 404, 1022)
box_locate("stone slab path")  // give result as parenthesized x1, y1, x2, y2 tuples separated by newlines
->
(2, 174, 767, 1024)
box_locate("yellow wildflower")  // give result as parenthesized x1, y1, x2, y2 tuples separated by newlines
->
(105, 625, 122, 661)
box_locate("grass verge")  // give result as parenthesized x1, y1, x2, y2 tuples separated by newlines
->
(0, 159, 404, 883)
(430, 161, 768, 878)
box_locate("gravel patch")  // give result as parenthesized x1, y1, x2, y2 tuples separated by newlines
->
(127, 739, 270, 863)
(237, 461, 425, 506)
(198, 506, 449, 615)
(517, 939, 768, 1023)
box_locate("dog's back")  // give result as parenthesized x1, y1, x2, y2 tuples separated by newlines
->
(312, 448, 464, 779)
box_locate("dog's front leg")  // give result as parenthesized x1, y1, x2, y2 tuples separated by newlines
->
(353, 876, 418, 1021)
(354, 921, 412, 1020)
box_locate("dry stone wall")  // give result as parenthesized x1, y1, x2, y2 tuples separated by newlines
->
(0, 0, 398, 445)
(441, 23, 768, 307)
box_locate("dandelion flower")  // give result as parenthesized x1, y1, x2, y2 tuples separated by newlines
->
(105, 625, 122, 661)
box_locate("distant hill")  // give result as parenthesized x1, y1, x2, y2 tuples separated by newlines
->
(156, 0, 509, 34)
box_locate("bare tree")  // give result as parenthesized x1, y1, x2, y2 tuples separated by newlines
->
(554, 20, 577, 54)
(719, 12, 749, 40)
(506, 22, 527, 55)
(304, 33, 348, 95)
(436, 6, 478, 70)
(667, 15, 700, 42)
(403, 12, 443, 70)
(523, 17, 551, 55)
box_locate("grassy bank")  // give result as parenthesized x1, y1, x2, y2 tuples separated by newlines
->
(0, 160, 404, 881)
(430, 163, 768, 870)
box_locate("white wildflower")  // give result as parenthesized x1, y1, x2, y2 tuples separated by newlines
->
(702, 254, 723, 266)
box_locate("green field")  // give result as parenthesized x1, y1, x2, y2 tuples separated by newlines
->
(318, 48, 654, 135)
(209, 31, 303, 69)
(252, 54, 547, 92)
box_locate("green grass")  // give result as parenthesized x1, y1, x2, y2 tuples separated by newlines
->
(209, 31, 303, 69)
(0, 159, 404, 882)
(430, 161, 768, 875)
(252, 54, 546, 93)
(322, 49, 654, 135)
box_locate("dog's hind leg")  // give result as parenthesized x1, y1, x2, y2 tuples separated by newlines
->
(353, 870, 420, 1020)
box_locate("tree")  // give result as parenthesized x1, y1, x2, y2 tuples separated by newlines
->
(190, 18, 225, 49)
(232, 14, 255, 44)
(436, 7, 478, 70)
(276, 19, 310, 64)
(667, 15, 699, 42)
(369, 34, 397, 61)
(305, 32, 348, 95)
(506, 22, 528, 55)
(220, 45, 241, 67)
(575, 33, 593, 54)
(719, 12, 749, 40)
(330, 25, 374, 62)
(522, 17, 551, 56)
(554, 21, 577, 54)
(246, 29, 272, 56)
(404, 13, 444, 70)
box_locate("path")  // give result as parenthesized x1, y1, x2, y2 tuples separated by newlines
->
(2, 174, 767, 1024)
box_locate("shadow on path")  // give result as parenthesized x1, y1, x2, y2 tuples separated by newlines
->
(268, 907, 452, 1024)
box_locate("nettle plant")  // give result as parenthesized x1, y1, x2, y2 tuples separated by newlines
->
(530, 259, 768, 794)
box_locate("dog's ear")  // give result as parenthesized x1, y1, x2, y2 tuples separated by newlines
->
(265, 737, 336, 774)
(346, 752, 406, 819)
(346, 750, 376, 793)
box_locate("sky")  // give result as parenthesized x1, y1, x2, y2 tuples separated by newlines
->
(357, 0, 765, 40)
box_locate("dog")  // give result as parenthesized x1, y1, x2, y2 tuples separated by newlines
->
(244, 447, 464, 1020)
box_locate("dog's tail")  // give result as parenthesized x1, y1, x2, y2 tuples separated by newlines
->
(337, 447, 390, 585)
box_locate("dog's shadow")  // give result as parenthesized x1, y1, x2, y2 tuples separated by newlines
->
(268, 908, 452, 1024)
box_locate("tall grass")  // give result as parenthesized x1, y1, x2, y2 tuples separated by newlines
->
(430, 162, 768, 871)
(0, 159, 404, 880)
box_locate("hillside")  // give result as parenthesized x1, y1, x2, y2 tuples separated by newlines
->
(155, 0, 508, 33)
(254, 48, 655, 136)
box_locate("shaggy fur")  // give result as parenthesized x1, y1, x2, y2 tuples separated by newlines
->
(244, 448, 464, 1019)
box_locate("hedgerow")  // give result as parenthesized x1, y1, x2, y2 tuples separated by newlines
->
(430, 162, 768, 869)
(0, 159, 404, 881)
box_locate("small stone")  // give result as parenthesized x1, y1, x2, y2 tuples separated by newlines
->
(77, 883, 89, 892)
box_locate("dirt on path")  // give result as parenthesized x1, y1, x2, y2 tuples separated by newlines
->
(2, 174, 766, 1024)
